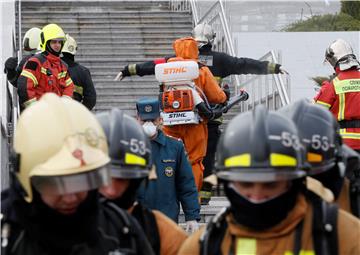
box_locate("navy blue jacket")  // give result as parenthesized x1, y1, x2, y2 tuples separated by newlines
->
(137, 130, 200, 222)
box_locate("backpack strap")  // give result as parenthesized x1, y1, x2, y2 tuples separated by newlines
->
(311, 194, 338, 255)
(199, 207, 229, 255)
(349, 172, 360, 217)
(101, 200, 137, 253)
(132, 203, 161, 255)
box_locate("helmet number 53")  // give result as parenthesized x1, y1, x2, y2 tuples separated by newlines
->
(130, 138, 146, 155)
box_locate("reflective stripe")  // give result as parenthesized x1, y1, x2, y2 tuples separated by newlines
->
(333, 77, 360, 94)
(21, 70, 38, 86)
(125, 153, 146, 166)
(307, 152, 323, 163)
(74, 85, 83, 96)
(267, 63, 276, 73)
(284, 251, 315, 255)
(23, 98, 37, 108)
(225, 154, 251, 167)
(65, 78, 73, 87)
(58, 71, 67, 79)
(236, 238, 256, 255)
(270, 153, 297, 167)
(339, 129, 360, 139)
(128, 64, 137, 75)
(315, 100, 331, 109)
(338, 93, 345, 120)
(40, 67, 47, 75)
(214, 76, 223, 84)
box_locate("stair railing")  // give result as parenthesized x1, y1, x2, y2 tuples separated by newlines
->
(170, 0, 290, 107)
(237, 50, 290, 111)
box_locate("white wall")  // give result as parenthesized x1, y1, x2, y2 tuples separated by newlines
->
(0, 0, 16, 189)
(233, 31, 360, 101)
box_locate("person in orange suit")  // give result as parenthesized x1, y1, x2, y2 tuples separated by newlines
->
(162, 37, 227, 190)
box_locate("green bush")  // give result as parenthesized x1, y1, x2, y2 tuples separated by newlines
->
(283, 13, 360, 32)
(341, 0, 360, 20)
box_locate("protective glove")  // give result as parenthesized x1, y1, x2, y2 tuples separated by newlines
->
(114, 71, 124, 81)
(279, 66, 289, 75)
(222, 84, 231, 101)
(4, 57, 18, 73)
(185, 220, 199, 233)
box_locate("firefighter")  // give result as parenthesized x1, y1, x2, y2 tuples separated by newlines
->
(117, 37, 226, 190)
(4, 27, 41, 87)
(17, 23, 74, 109)
(96, 107, 190, 255)
(61, 34, 96, 110)
(115, 23, 287, 204)
(1, 93, 154, 255)
(314, 38, 360, 153)
(280, 98, 360, 217)
(178, 105, 360, 255)
(134, 98, 200, 227)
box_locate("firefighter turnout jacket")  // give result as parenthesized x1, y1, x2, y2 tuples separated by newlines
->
(18, 52, 74, 108)
(314, 67, 360, 150)
(178, 193, 360, 255)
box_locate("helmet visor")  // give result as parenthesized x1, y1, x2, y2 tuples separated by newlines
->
(110, 164, 149, 179)
(308, 161, 336, 176)
(31, 166, 110, 195)
(217, 168, 306, 182)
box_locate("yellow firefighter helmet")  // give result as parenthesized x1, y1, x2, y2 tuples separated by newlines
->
(14, 93, 110, 202)
(39, 23, 66, 52)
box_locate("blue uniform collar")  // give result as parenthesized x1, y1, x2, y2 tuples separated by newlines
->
(153, 130, 166, 146)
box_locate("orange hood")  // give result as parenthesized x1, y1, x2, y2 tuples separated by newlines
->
(172, 37, 199, 60)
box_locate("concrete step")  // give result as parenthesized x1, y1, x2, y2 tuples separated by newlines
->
(179, 196, 229, 223)
(22, 23, 191, 30)
(21, 11, 190, 17)
(22, 18, 192, 25)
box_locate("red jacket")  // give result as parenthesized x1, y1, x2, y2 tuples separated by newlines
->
(18, 52, 74, 108)
(314, 67, 360, 149)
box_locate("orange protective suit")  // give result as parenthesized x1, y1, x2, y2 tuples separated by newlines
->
(163, 37, 227, 190)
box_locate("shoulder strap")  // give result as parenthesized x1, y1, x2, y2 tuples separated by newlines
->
(349, 173, 360, 217)
(132, 204, 160, 255)
(199, 207, 229, 255)
(311, 195, 338, 255)
(32, 53, 47, 63)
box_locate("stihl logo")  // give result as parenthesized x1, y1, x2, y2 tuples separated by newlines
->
(169, 113, 187, 118)
(163, 67, 187, 75)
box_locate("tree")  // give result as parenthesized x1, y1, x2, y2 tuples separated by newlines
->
(341, 0, 360, 20)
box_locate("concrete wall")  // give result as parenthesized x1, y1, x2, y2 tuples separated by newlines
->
(0, 0, 16, 189)
(233, 31, 360, 102)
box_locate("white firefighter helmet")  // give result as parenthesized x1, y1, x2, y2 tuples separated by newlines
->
(23, 27, 41, 52)
(62, 34, 77, 55)
(14, 93, 110, 202)
(324, 38, 359, 71)
(192, 23, 216, 47)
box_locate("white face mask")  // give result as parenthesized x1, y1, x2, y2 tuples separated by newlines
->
(142, 121, 157, 138)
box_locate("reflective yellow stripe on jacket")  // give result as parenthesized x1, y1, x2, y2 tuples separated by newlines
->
(284, 251, 315, 255)
(315, 100, 331, 109)
(21, 70, 38, 87)
(339, 129, 360, 140)
(333, 77, 360, 94)
(65, 78, 73, 87)
(74, 85, 83, 96)
(58, 71, 67, 79)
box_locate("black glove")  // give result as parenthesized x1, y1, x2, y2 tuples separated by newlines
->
(222, 84, 230, 101)
(4, 57, 18, 73)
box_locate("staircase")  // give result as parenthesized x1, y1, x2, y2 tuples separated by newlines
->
(20, 0, 192, 116)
